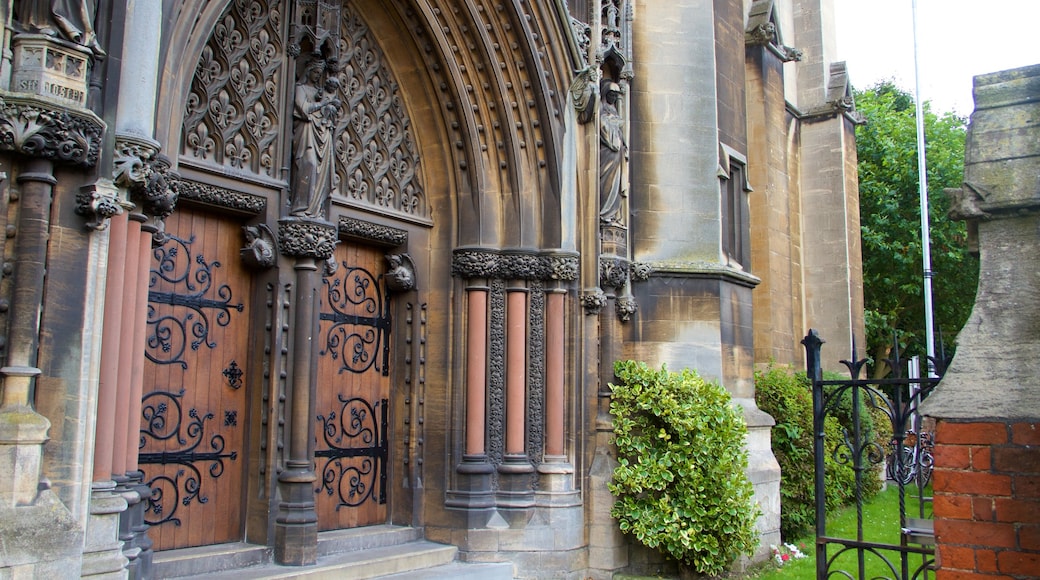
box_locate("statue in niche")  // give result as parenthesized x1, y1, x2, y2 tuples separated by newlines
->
(289, 56, 342, 219)
(599, 79, 627, 224)
(13, 0, 104, 54)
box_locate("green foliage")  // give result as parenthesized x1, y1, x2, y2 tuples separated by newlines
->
(754, 365, 887, 540)
(608, 360, 759, 576)
(855, 81, 978, 376)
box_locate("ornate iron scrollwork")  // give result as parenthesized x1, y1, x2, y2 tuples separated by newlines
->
(320, 263, 391, 376)
(138, 389, 238, 527)
(315, 396, 388, 508)
(146, 234, 244, 368)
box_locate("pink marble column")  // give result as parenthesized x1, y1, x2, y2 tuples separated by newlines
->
(111, 216, 143, 479)
(125, 224, 153, 473)
(464, 283, 489, 458)
(94, 212, 129, 482)
(544, 289, 566, 459)
(504, 286, 528, 457)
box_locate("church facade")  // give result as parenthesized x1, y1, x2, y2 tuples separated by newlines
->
(0, 0, 863, 578)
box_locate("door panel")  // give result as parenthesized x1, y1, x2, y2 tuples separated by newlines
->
(315, 243, 391, 530)
(139, 208, 250, 550)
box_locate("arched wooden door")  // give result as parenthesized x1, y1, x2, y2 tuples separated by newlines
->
(139, 207, 251, 550)
(315, 243, 392, 530)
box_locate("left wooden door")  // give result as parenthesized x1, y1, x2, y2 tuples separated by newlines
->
(139, 208, 251, 551)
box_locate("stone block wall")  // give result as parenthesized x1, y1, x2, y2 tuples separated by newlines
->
(932, 420, 1040, 578)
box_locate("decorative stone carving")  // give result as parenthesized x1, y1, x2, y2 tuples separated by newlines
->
(746, 21, 776, 46)
(599, 79, 627, 225)
(570, 17, 591, 65)
(580, 289, 607, 315)
(571, 67, 598, 125)
(289, 54, 341, 220)
(338, 216, 407, 247)
(181, 0, 284, 178)
(241, 224, 277, 270)
(487, 279, 506, 467)
(12, 1, 104, 54)
(615, 295, 637, 322)
(384, 253, 416, 292)
(630, 261, 653, 282)
(452, 248, 580, 282)
(113, 136, 160, 189)
(75, 181, 122, 231)
(526, 282, 545, 466)
(176, 180, 266, 215)
(0, 93, 103, 167)
(10, 35, 92, 108)
(277, 217, 337, 259)
(599, 256, 628, 290)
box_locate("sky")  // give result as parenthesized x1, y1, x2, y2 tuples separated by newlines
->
(834, 0, 1040, 117)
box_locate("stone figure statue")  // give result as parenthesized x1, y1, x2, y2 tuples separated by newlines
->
(14, 0, 104, 54)
(290, 58, 342, 219)
(599, 80, 627, 224)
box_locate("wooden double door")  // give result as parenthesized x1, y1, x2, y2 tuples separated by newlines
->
(139, 208, 393, 550)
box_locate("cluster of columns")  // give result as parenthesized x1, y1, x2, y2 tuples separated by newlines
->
(458, 277, 572, 506)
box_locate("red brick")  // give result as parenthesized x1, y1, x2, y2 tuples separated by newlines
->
(973, 497, 995, 521)
(936, 570, 1012, 580)
(1014, 474, 1040, 497)
(993, 447, 1040, 474)
(934, 469, 1013, 496)
(935, 519, 1017, 548)
(934, 493, 973, 519)
(976, 549, 999, 573)
(1012, 422, 1040, 446)
(935, 444, 972, 469)
(937, 421, 1009, 445)
(1020, 524, 1040, 551)
(972, 446, 993, 471)
(939, 545, 976, 570)
(997, 551, 1040, 576)
(994, 498, 1040, 523)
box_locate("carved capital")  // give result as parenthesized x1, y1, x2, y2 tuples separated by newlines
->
(384, 253, 416, 292)
(630, 261, 653, 282)
(338, 216, 407, 246)
(241, 224, 277, 270)
(113, 134, 161, 190)
(580, 289, 607, 315)
(0, 92, 104, 167)
(548, 254, 580, 281)
(76, 180, 123, 231)
(615, 295, 637, 322)
(277, 217, 337, 259)
(452, 248, 580, 282)
(599, 256, 628, 289)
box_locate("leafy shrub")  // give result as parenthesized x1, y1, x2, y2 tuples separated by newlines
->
(754, 364, 861, 540)
(608, 360, 759, 577)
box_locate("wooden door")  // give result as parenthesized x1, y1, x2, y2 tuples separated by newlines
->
(139, 208, 251, 550)
(315, 243, 392, 530)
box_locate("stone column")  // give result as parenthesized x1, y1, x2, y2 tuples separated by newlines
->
(498, 282, 534, 506)
(274, 218, 337, 566)
(921, 64, 1040, 579)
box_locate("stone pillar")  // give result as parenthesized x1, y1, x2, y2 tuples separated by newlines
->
(498, 282, 534, 506)
(274, 218, 337, 566)
(921, 64, 1040, 580)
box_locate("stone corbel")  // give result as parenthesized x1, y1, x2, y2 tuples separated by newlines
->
(75, 180, 123, 231)
(277, 216, 338, 260)
(384, 253, 416, 292)
(114, 135, 180, 242)
(599, 255, 628, 290)
(0, 93, 104, 167)
(580, 289, 607, 315)
(240, 224, 277, 270)
(571, 66, 599, 124)
(615, 295, 637, 322)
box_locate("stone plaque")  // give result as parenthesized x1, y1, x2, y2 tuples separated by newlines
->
(10, 35, 90, 108)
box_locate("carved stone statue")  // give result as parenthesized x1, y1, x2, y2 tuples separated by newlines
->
(599, 80, 627, 224)
(289, 57, 341, 219)
(13, 0, 103, 54)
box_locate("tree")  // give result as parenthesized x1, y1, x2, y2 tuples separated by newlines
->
(855, 82, 978, 377)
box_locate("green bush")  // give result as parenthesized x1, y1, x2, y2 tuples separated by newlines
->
(608, 360, 759, 577)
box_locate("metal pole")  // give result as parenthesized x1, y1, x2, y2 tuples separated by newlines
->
(911, 0, 936, 376)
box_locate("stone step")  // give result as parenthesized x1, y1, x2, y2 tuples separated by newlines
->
(377, 561, 515, 579)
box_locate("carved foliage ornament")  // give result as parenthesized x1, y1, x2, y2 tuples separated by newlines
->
(177, 180, 266, 215)
(338, 216, 407, 247)
(277, 216, 337, 259)
(0, 94, 103, 167)
(451, 249, 579, 282)
(182, 0, 285, 178)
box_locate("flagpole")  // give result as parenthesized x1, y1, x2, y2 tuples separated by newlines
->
(911, 0, 936, 376)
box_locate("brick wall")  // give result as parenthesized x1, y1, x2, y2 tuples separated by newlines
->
(932, 420, 1040, 579)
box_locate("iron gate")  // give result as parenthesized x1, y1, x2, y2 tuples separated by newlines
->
(803, 330, 946, 580)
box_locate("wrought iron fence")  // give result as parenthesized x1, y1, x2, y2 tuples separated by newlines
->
(803, 330, 946, 580)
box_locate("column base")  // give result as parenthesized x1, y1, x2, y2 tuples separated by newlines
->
(274, 468, 318, 566)
(446, 455, 495, 509)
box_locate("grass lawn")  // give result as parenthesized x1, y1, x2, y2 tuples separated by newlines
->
(749, 484, 934, 580)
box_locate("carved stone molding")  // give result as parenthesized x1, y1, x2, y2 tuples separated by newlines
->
(630, 261, 653, 282)
(615, 295, 637, 322)
(338, 216, 407, 247)
(75, 181, 123, 231)
(241, 224, 277, 270)
(580, 289, 607, 315)
(133, 154, 179, 220)
(176, 179, 266, 215)
(0, 93, 103, 167)
(113, 134, 160, 189)
(570, 17, 591, 65)
(452, 248, 579, 282)
(277, 217, 337, 259)
(384, 253, 416, 292)
(599, 256, 628, 290)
